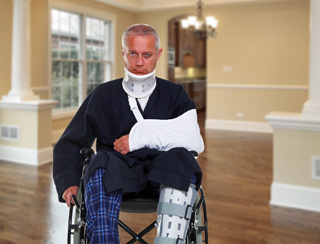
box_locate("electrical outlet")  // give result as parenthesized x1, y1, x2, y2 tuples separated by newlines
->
(223, 66, 232, 73)
(236, 112, 244, 118)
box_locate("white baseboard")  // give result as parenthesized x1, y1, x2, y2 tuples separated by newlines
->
(271, 182, 320, 212)
(205, 119, 273, 133)
(0, 145, 53, 166)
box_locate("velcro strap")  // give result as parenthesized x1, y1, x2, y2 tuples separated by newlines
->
(128, 95, 144, 122)
(157, 202, 192, 220)
(128, 95, 138, 109)
(154, 236, 184, 244)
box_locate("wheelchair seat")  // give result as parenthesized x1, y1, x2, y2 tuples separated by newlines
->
(67, 148, 208, 244)
(120, 196, 158, 213)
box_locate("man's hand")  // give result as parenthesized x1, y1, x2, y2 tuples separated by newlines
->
(62, 186, 79, 207)
(113, 135, 130, 155)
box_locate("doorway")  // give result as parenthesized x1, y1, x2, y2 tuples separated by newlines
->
(168, 16, 207, 129)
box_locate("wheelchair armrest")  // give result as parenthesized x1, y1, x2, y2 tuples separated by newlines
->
(80, 148, 94, 157)
(190, 151, 198, 158)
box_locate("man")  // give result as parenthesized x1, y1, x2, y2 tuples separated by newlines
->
(53, 24, 204, 244)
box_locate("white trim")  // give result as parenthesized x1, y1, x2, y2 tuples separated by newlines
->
(0, 100, 57, 111)
(271, 182, 320, 212)
(207, 84, 308, 91)
(95, 0, 295, 12)
(302, 100, 320, 120)
(266, 112, 320, 131)
(0, 145, 53, 166)
(52, 129, 64, 144)
(205, 119, 273, 133)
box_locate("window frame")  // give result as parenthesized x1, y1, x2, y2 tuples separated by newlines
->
(48, 0, 116, 118)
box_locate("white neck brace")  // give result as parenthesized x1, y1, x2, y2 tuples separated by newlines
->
(122, 68, 156, 98)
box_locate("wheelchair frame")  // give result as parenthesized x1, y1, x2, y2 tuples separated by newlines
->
(67, 148, 208, 244)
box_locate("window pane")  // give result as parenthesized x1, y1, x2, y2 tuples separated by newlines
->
(86, 17, 110, 61)
(86, 62, 110, 94)
(52, 60, 61, 85)
(52, 86, 61, 109)
(52, 61, 79, 109)
(51, 9, 113, 110)
(51, 9, 80, 59)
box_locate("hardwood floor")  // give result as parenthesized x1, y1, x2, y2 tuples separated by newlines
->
(1, 123, 320, 243)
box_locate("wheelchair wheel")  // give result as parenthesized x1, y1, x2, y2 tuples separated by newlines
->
(67, 155, 92, 244)
(186, 186, 208, 244)
(67, 193, 88, 244)
(67, 180, 88, 244)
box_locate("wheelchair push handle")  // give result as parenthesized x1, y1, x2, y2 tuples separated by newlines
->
(72, 194, 80, 209)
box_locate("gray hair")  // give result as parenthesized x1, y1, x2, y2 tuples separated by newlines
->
(122, 24, 160, 52)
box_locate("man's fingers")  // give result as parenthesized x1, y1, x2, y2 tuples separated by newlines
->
(63, 186, 79, 207)
(66, 194, 77, 207)
(65, 195, 70, 207)
(113, 135, 129, 154)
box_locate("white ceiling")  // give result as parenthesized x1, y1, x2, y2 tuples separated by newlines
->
(95, 0, 297, 12)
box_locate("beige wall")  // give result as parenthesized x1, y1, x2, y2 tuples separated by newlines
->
(273, 129, 320, 188)
(38, 109, 54, 149)
(0, 0, 12, 98)
(206, 0, 310, 122)
(207, 1, 309, 86)
(207, 88, 308, 121)
(31, 0, 49, 93)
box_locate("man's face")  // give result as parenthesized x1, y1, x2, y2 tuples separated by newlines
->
(122, 35, 162, 75)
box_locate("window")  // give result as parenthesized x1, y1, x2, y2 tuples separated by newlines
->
(51, 9, 113, 110)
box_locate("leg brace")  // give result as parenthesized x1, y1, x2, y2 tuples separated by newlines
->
(154, 184, 197, 244)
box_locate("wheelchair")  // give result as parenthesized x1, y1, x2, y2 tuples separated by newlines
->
(67, 148, 208, 244)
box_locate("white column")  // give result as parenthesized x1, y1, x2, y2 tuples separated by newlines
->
(2, 0, 39, 102)
(302, 0, 320, 119)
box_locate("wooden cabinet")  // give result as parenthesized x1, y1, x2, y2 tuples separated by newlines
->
(192, 80, 206, 109)
(179, 80, 206, 110)
(168, 19, 206, 68)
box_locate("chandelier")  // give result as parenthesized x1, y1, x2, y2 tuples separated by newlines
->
(181, 0, 218, 39)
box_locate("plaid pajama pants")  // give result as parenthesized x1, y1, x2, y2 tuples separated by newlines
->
(85, 168, 122, 244)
